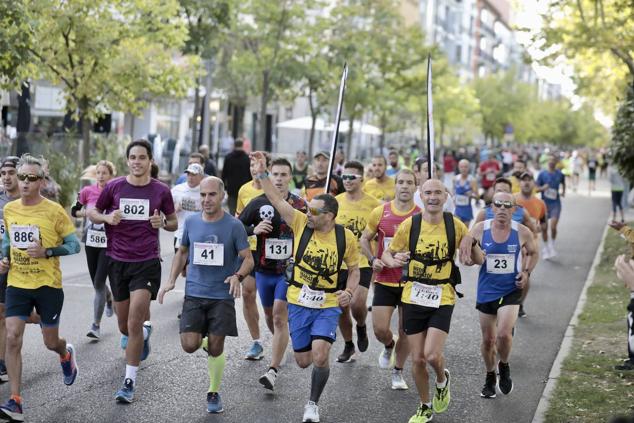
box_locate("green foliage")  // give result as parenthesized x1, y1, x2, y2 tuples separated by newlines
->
(610, 82, 634, 182)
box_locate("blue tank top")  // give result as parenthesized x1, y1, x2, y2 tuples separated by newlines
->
(484, 205, 525, 222)
(477, 220, 522, 303)
(454, 176, 472, 208)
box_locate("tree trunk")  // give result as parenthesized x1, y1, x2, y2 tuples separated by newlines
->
(191, 80, 200, 154)
(345, 115, 355, 160)
(257, 70, 270, 152)
(79, 111, 91, 168)
(308, 86, 317, 157)
(379, 113, 386, 154)
(439, 118, 446, 148)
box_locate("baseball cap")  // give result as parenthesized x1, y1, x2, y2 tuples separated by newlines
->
(313, 151, 330, 160)
(519, 172, 533, 180)
(185, 163, 204, 175)
(1, 156, 19, 169)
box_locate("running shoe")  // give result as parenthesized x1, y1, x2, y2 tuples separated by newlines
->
(432, 369, 450, 413)
(259, 368, 277, 391)
(245, 341, 264, 360)
(480, 371, 497, 398)
(120, 334, 128, 350)
(302, 401, 319, 422)
(518, 304, 527, 318)
(140, 321, 152, 361)
(356, 324, 369, 352)
(105, 301, 114, 318)
(498, 361, 513, 394)
(336, 343, 356, 363)
(61, 344, 78, 386)
(0, 398, 23, 422)
(615, 359, 634, 371)
(391, 368, 409, 390)
(378, 342, 395, 369)
(0, 361, 8, 383)
(548, 244, 557, 258)
(541, 246, 551, 260)
(115, 378, 134, 403)
(206, 392, 224, 414)
(408, 403, 433, 423)
(86, 323, 100, 339)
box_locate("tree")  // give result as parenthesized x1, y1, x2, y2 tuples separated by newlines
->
(0, 0, 196, 166)
(610, 82, 634, 181)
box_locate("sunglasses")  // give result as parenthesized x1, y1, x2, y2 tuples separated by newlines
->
(492, 200, 514, 209)
(17, 173, 43, 182)
(341, 174, 362, 181)
(308, 207, 329, 216)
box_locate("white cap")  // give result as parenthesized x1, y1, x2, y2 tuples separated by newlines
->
(185, 163, 204, 175)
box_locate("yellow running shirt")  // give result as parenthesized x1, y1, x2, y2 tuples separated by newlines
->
(364, 177, 395, 202)
(4, 199, 76, 289)
(287, 209, 359, 308)
(236, 181, 263, 250)
(335, 193, 381, 268)
(389, 214, 467, 306)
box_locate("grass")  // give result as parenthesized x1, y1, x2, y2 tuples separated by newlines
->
(545, 224, 634, 423)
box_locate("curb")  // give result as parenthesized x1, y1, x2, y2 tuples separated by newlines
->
(531, 222, 610, 423)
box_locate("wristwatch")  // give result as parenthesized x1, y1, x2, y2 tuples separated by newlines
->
(234, 273, 245, 282)
(45, 248, 53, 258)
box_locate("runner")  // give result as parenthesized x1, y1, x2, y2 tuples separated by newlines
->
(71, 160, 116, 339)
(236, 154, 269, 361)
(238, 158, 308, 390)
(382, 178, 476, 423)
(158, 176, 253, 413)
(509, 160, 527, 194)
(536, 155, 565, 259)
(0, 156, 20, 383)
(468, 192, 537, 398)
(364, 155, 395, 202)
(251, 151, 359, 423)
(472, 178, 537, 234)
(478, 152, 501, 203)
(171, 163, 204, 251)
(0, 154, 80, 421)
(302, 151, 343, 201)
(88, 139, 178, 403)
(453, 159, 478, 227)
(414, 160, 455, 213)
(334, 161, 381, 363)
(361, 168, 420, 390)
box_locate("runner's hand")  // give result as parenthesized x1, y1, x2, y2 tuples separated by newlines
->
(26, 241, 46, 258)
(0, 258, 9, 274)
(515, 270, 529, 289)
(225, 275, 241, 298)
(615, 255, 634, 290)
(459, 235, 474, 265)
(249, 151, 267, 174)
(108, 209, 122, 226)
(393, 251, 410, 267)
(150, 209, 163, 229)
(158, 282, 175, 304)
(336, 290, 352, 307)
(372, 258, 385, 272)
(253, 220, 273, 235)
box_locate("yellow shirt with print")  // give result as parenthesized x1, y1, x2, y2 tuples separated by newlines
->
(236, 181, 263, 250)
(364, 177, 395, 202)
(389, 214, 467, 306)
(5, 199, 76, 289)
(288, 209, 359, 308)
(335, 193, 381, 269)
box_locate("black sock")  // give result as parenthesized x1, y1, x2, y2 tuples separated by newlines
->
(386, 339, 395, 349)
(269, 367, 278, 373)
(394, 366, 402, 371)
(345, 340, 354, 348)
(310, 366, 330, 403)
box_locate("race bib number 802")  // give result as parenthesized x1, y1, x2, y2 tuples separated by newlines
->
(119, 198, 150, 220)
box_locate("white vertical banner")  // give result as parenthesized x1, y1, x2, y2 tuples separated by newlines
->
(426, 55, 435, 179)
(325, 63, 349, 194)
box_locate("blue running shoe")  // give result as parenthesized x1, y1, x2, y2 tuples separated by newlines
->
(61, 344, 78, 386)
(105, 300, 114, 318)
(120, 334, 128, 350)
(0, 398, 23, 422)
(115, 378, 135, 403)
(141, 321, 152, 361)
(245, 341, 264, 360)
(207, 392, 223, 414)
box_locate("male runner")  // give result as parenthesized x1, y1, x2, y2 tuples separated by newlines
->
(252, 151, 359, 423)
(89, 139, 178, 403)
(364, 155, 395, 202)
(478, 152, 501, 202)
(239, 158, 307, 390)
(472, 178, 537, 232)
(0, 156, 20, 382)
(382, 178, 476, 423)
(302, 151, 343, 201)
(536, 155, 565, 259)
(334, 161, 381, 363)
(361, 169, 420, 390)
(469, 192, 537, 398)
(0, 154, 80, 421)
(159, 176, 253, 413)
(453, 159, 478, 226)
(171, 163, 204, 251)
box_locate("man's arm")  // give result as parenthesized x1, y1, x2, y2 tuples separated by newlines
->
(466, 222, 485, 266)
(88, 207, 121, 226)
(224, 247, 255, 299)
(158, 245, 189, 304)
(26, 233, 81, 259)
(336, 264, 359, 308)
(560, 174, 566, 197)
(162, 212, 178, 232)
(250, 151, 296, 224)
(521, 209, 537, 233)
(360, 228, 383, 272)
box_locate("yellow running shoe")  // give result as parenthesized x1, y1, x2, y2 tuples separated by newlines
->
(408, 403, 433, 423)
(432, 368, 451, 413)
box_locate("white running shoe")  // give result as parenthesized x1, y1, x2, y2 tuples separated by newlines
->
(541, 246, 551, 260)
(378, 346, 395, 369)
(548, 244, 557, 258)
(259, 368, 277, 391)
(302, 401, 320, 422)
(391, 368, 409, 390)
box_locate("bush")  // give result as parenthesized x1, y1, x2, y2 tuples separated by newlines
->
(610, 81, 634, 183)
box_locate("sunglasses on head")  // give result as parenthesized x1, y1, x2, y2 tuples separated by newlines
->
(341, 174, 361, 181)
(17, 173, 43, 182)
(308, 206, 329, 216)
(492, 200, 514, 209)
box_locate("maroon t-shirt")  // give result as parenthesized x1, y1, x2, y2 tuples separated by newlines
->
(95, 176, 175, 262)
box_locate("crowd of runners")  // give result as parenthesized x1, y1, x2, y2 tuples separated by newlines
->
(0, 138, 626, 423)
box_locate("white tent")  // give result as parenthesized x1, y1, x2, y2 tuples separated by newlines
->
(276, 116, 327, 131)
(326, 120, 381, 135)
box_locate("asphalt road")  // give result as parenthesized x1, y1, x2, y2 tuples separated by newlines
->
(8, 183, 612, 423)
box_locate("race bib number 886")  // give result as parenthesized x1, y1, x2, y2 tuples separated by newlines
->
(11, 225, 40, 249)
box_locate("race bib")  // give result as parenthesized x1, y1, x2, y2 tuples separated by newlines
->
(409, 282, 442, 308)
(383, 237, 393, 252)
(297, 284, 326, 308)
(86, 229, 107, 248)
(265, 238, 292, 260)
(0, 222, 5, 236)
(193, 242, 224, 266)
(486, 172, 496, 181)
(10, 225, 40, 249)
(544, 188, 558, 200)
(455, 194, 470, 206)
(486, 254, 515, 274)
(119, 198, 150, 220)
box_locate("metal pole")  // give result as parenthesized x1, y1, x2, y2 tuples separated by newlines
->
(325, 63, 349, 194)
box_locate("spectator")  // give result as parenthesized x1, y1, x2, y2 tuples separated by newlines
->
(614, 254, 634, 371)
(610, 165, 626, 223)
(198, 144, 218, 177)
(221, 138, 251, 215)
(292, 150, 308, 190)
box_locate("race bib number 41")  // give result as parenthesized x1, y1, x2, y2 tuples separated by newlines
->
(119, 198, 150, 220)
(486, 254, 514, 274)
(409, 282, 442, 308)
(11, 225, 40, 249)
(265, 238, 292, 260)
(297, 285, 326, 308)
(193, 242, 224, 266)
